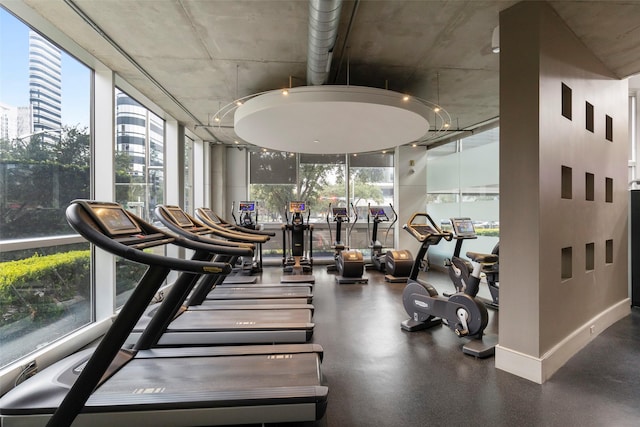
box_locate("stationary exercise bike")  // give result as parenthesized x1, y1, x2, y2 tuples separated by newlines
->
(445, 218, 500, 310)
(281, 201, 315, 284)
(367, 203, 413, 282)
(400, 212, 496, 358)
(326, 202, 368, 284)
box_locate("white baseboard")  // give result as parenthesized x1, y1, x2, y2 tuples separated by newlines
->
(495, 298, 630, 383)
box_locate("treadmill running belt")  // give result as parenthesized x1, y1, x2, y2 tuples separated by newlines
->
(91, 352, 322, 403)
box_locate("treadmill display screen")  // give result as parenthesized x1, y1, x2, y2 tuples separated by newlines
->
(239, 201, 255, 212)
(167, 207, 194, 227)
(289, 201, 306, 213)
(332, 207, 348, 217)
(369, 207, 386, 217)
(94, 206, 141, 236)
(200, 208, 220, 224)
(451, 218, 475, 237)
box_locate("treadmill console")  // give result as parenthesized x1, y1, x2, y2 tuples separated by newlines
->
(165, 206, 195, 227)
(289, 201, 306, 213)
(239, 201, 256, 212)
(450, 217, 476, 238)
(82, 201, 142, 237)
(199, 208, 221, 224)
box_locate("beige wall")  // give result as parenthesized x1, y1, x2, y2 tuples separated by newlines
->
(497, 1, 629, 383)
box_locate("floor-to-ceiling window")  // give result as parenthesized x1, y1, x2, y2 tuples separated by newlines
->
(349, 152, 395, 255)
(114, 88, 165, 307)
(0, 9, 92, 368)
(184, 135, 194, 213)
(247, 150, 394, 260)
(426, 126, 500, 267)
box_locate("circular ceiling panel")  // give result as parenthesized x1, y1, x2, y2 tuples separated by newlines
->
(234, 85, 432, 154)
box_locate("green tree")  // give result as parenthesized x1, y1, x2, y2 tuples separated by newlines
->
(0, 125, 90, 238)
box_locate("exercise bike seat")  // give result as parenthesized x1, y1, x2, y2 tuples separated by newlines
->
(466, 252, 499, 264)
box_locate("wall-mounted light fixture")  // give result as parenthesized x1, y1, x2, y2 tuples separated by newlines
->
(492, 26, 500, 53)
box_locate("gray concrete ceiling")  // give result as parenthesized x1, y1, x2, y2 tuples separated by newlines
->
(15, 0, 640, 150)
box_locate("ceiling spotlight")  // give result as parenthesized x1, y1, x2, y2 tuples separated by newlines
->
(444, 123, 451, 128)
(382, 150, 387, 154)
(214, 116, 220, 122)
(411, 143, 417, 147)
(403, 95, 410, 101)
(433, 107, 440, 113)
(491, 26, 500, 53)
(282, 89, 289, 95)
(234, 140, 239, 144)
(236, 101, 243, 107)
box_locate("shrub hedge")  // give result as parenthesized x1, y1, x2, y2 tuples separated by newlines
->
(0, 251, 90, 325)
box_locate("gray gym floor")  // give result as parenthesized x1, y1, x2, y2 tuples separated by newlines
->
(222, 266, 640, 427)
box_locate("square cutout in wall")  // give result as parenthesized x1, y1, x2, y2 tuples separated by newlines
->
(562, 83, 572, 120)
(585, 102, 594, 132)
(606, 115, 613, 141)
(562, 246, 573, 280)
(561, 166, 572, 199)
(586, 242, 595, 271)
(605, 177, 613, 203)
(585, 172, 595, 201)
(605, 239, 613, 264)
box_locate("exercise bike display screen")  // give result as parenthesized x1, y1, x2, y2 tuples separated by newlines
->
(166, 206, 194, 227)
(93, 205, 141, 236)
(239, 201, 255, 212)
(451, 218, 476, 237)
(289, 201, 306, 213)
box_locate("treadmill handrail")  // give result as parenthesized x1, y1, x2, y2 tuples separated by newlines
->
(68, 201, 233, 274)
(155, 205, 260, 252)
(158, 205, 269, 244)
(196, 207, 277, 237)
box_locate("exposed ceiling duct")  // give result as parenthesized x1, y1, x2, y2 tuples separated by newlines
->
(307, 0, 343, 86)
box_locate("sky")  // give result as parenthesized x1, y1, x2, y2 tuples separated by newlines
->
(1, 8, 90, 128)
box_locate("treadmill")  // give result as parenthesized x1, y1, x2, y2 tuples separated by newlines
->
(156, 205, 314, 304)
(123, 208, 315, 346)
(0, 200, 327, 426)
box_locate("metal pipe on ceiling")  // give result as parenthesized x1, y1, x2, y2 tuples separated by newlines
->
(307, 0, 343, 86)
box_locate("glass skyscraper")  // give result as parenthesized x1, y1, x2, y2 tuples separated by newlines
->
(28, 31, 61, 138)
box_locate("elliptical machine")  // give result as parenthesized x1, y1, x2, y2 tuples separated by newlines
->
(281, 201, 315, 284)
(445, 218, 500, 310)
(367, 203, 413, 282)
(326, 202, 368, 284)
(231, 200, 264, 273)
(400, 212, 496, 358)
